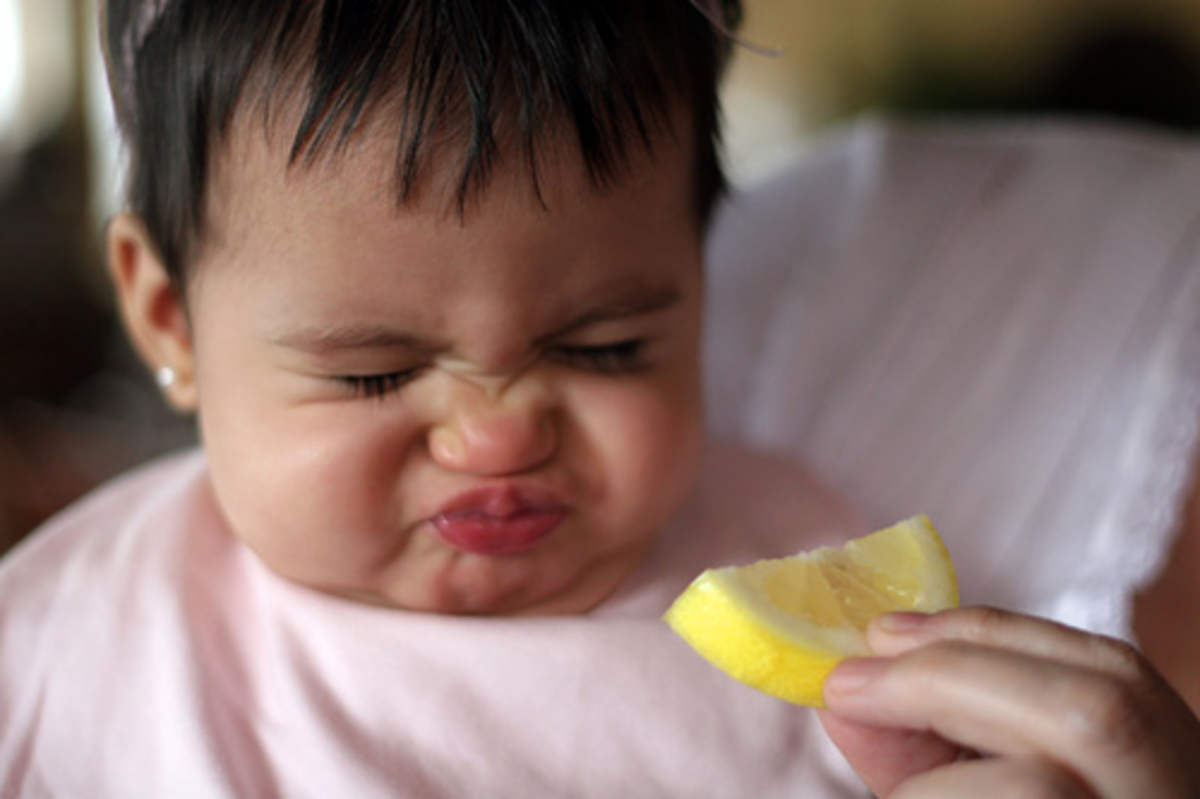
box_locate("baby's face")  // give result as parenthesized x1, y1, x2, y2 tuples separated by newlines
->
(184, 116, 705, 614)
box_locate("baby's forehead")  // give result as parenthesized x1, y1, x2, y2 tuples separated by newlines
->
(191, 99, 701, 329)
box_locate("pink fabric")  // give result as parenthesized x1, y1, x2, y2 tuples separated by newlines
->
(0, 444, 867, 798)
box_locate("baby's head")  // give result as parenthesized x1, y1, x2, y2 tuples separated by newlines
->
(100, 0, 740, 615)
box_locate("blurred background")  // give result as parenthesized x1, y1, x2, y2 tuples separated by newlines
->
(2, 0, 1200, 554)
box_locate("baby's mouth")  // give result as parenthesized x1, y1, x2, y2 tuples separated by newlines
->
(430, 487, 566, 556)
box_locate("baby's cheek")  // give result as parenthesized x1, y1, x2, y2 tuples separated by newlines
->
(641, 394, 705, 504)
(573, 377, 703, 511)
(206, 409, 412, 576)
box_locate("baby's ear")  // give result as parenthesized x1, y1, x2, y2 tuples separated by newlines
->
(106, 214, 198, 412)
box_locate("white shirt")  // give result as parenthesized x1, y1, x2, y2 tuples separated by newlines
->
(705, 118, 1200, 639)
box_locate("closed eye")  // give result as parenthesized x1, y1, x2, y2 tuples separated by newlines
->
(339, 368, 423, 399)
(550, 340, 647, 374)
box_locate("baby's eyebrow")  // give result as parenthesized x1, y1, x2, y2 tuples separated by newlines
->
(267, 288, 682, 354)
(267, 325, 439, 355)
(543, 287, 683, 340)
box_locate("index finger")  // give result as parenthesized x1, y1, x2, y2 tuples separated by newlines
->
(866, 607, 1144, 681)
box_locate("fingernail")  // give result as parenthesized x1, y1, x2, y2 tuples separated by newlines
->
(824, 657, 888, 697)
(874, 611, 931, 635)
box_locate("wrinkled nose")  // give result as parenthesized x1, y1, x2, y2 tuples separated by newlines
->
(429, 399, 558, 477)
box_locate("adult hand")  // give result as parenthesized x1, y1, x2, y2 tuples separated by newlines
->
(818, 607, 1200, 797)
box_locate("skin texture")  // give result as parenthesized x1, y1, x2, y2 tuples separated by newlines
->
(820, 606, 1200, 798)
(107, 110, 706, 616)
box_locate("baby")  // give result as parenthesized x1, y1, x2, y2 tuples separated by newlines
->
(0, 0, 1197, 796)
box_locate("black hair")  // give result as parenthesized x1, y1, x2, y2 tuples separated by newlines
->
(101, 0, 743, 286)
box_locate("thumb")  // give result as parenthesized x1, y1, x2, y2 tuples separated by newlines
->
(817, 710, 963, 797)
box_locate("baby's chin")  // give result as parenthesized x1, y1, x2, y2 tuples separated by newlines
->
(297, 543, 649, 617)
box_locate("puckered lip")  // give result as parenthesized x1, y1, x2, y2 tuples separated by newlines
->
(432, 485, 566, 519)
(426, 485, 569, 556)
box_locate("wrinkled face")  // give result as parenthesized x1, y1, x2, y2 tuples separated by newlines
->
(185, 115, 706, 615)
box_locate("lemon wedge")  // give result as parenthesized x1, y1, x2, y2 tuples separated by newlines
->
(663, 515, 958, 707)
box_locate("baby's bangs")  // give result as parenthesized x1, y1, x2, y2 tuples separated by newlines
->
(264, 0, 720, 208)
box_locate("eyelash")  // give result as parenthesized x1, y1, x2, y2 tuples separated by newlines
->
(339, 369, 422, 399)
(551, 340, 648, 373)
(338, 340, 648, 399)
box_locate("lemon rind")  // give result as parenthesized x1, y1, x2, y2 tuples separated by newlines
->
(664, 572, 847, 706)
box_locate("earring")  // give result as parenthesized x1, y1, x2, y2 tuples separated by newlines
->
(155, 366, 177, 389)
